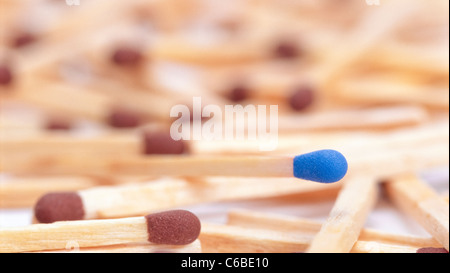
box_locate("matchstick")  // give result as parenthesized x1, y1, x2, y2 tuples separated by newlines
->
(306, 176, 379, 253)
(200, 222, 436, 253)
(1, 149, 348, 183)
(227, 209, 442, 249)
(384, 174, 449, 251)
(35, 240, 202, 253)
(277, 105, 428, 131)
(314, 0, 420, 90)
(366, 41, 449, 79)
(0, 176, 100, 208)
(0, 210, 201, 253)
(5, 78, 173, 124)
(200, 222, 312, 253)
(32, 176, 341, 222)
(335, 77, 449, 110)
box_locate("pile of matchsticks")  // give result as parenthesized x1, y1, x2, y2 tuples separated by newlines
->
(0, 0, 448, 253)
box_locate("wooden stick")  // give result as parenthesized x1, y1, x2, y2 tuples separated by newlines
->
(366, 41, 449, 78)
(384, 174, 449, 251)
(306, 176, 379, 253)
(34, 239, 202, 253)
(227, 209, 442, 249)
(277, 105, 428, 131)
(335, 77, 449, 110)
(0, 149, 348, 183)
(315, 0, 420, 90)
(0, 210, 201, 253)
(0, 133, 140, 157)
(32, 176, 340, 221)
(200, 222, 312, 253)
(200, 222, 433, 253)
(1, 132, 446, 182)
(0, 176, 99, 208)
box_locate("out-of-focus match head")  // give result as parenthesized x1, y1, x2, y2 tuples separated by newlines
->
(34, 192, 85, 223)
(293, 149, 348, 183)
(141, 130, 189, 155)
(145, 210, 201, 245)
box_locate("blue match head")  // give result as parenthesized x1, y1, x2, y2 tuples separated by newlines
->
(293, 149, 348, 183)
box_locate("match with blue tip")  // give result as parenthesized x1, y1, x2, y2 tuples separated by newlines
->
(148, 149, 348, 183)
(7, 149, 348, 183)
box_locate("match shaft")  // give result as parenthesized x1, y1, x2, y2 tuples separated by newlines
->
(307, 176, 378, 253)
(0, 210, 201, 252)
(0, 154, 294, 177)
(227, 209, 442, 249)
(385, 174, 449, 251)
(0, 217, 148, 253)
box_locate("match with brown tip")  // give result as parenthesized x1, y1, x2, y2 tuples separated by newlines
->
(145, 210, 201, 245)
(34, 192, 85, 223)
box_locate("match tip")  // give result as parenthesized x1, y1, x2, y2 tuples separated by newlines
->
(34, 192, 85, 223)
(0, 64, 13, 86)
(226, 82, 250, 102)
(107, 107, 142, 128)
(293, 149, 348, 183)
(288, 85, 314, 111)
(273, 40, 301, 59)
(142, 130, 189, 155)
(416, 247, 449, 253)
(145, 210, 201, 245)
(111, 46, 143, 66)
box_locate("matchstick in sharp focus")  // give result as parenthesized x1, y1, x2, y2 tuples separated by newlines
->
(31, 176, 341, 222)
(35, 240, 202, 253)
(0, 210, 201, 253)
(1, 149, 348, 183)
(384, 174, 449, 251)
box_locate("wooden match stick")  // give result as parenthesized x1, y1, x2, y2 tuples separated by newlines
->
(32, 176, 341, 222)
(34, 240, 202, 253)
(200, 222, 436, 253)
(313, 0, 420, 90)
(227, 209, 442, 249)
(0, 176, 100, 208)
(384, 174, 449, 251)
(0, 210, 201, 253)
(277, 105, 428, 131)
(335, 77, 449, 110)
(367, 41, 449, 78)
(306, 176, 379, 253)
(1, 149, 348, 183)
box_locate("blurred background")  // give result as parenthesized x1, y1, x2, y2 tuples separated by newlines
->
(0, 0, 448, 238)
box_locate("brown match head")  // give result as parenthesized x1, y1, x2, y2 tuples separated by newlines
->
(141, 130, 189, 155)
(145, 210, 201, 245)
(273, 40, 301, 59)
(288, 85, 314, 111)
(226, 82, 250, 103)
(34, 192, 85, 223)
(11, 32, 36, 48)
(107, 107, 142, 128)
(0, 64, 13, 86)
(111, 46, 143, 66)
(416, 247, 449, 253)
(44, 116, 73, 131)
